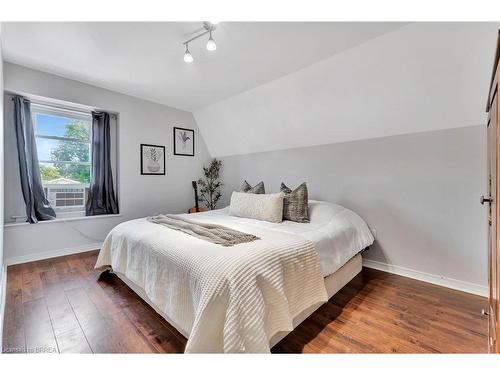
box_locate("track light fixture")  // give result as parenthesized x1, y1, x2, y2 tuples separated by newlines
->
(182, 22, 218, 63)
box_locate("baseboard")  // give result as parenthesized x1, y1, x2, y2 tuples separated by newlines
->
(362, 258, 488, 297)
(4, 242, 103, 266)
(0, 264, 7, 346)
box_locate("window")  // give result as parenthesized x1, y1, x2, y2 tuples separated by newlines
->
(32, 104, 92, 214)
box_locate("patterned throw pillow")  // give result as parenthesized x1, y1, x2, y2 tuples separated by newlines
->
(240, 180, 265, 194)
(280, 182, 310, 223)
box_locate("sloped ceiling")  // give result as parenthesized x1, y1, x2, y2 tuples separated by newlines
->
(2, 22, 498, 158)
(194, 22, 500, 157)
(1, 22, 406, 111)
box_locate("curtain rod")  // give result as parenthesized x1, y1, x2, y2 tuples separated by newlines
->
(5, 91, 119, 117)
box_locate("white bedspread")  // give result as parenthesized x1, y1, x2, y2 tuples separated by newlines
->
(201, 201, 374, 277)
(95, 213, 328, 353)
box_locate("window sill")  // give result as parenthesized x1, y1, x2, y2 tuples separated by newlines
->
(4, 213, 122, 228)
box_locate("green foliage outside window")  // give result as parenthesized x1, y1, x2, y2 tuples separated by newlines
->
(40, 121, 91, 184)
(40, 165, 61, 181)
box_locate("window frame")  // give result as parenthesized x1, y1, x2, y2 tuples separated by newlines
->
(31, 102, 93, 215)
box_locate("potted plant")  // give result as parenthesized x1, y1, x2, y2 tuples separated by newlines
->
(198, 158, 222, 210)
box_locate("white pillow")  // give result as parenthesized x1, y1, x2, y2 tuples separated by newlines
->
(229, 191, 285, 223)
(308, 200, 348, 224)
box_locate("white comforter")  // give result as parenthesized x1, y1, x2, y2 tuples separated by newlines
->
(95, 212, 328, 353)
(205, 201, 375, 277)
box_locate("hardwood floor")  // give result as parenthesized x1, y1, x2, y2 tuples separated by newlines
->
(2, 250, 488, 353)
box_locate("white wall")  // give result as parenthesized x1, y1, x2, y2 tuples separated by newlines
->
(220, 125, 488, 294)
(3, 63, 212, 264)
(194, 23, 499, 157)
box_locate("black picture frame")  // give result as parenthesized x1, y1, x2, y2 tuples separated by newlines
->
(173, 127, 195, 156)
(140, 144, 166, 175)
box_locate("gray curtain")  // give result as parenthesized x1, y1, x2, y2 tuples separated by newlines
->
(86, 111, 119, 215)
(13, 96, 56, 223)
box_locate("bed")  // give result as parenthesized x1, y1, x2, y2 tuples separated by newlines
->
(95, 200, 374, 353)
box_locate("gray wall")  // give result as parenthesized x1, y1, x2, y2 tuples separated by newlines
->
(220, 125, 487, 288)
(3, 63, 212, 263)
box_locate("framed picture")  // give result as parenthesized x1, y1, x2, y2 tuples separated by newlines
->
(140, 144, 165, 175)
(173, 127, 195, 156)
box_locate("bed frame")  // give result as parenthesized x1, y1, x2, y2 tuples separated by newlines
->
(114, 253, 362, 350)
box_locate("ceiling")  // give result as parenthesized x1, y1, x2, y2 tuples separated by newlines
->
(1, 22, 407, 111)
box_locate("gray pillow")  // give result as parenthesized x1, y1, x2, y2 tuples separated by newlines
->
(240, 180, 265, 194)
(280, 182, 310, 223)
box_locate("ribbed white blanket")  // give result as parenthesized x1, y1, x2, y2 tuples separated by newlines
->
(94, 215, 328, 353)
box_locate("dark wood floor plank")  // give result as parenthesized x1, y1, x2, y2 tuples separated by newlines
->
(3, 251, 489, 354)
(67, 254, 168, 353)
(55, 328, 93, 354)
(344, 278, 487, 351)
(2, 268, 26, 353)
(274, 268, 488, 353)
(39, 267, 93, 354)
(43, 280, 81, 337)
(22, 299, 59, 354)
(21, 271, 44, 304)
(93, 272, 186, 353)
(64, 287, 123, 353)
(83, 281, 159, 353)
(19, 258, 54, 275)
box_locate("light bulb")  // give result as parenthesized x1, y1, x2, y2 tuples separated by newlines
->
(206, 30, 216, 51)
(184, 51, 193, 63)
(183, 45, 193, 63)
(206, 37, 216, 51)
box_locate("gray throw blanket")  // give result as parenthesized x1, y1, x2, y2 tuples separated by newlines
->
(147, 214, 260, 246)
